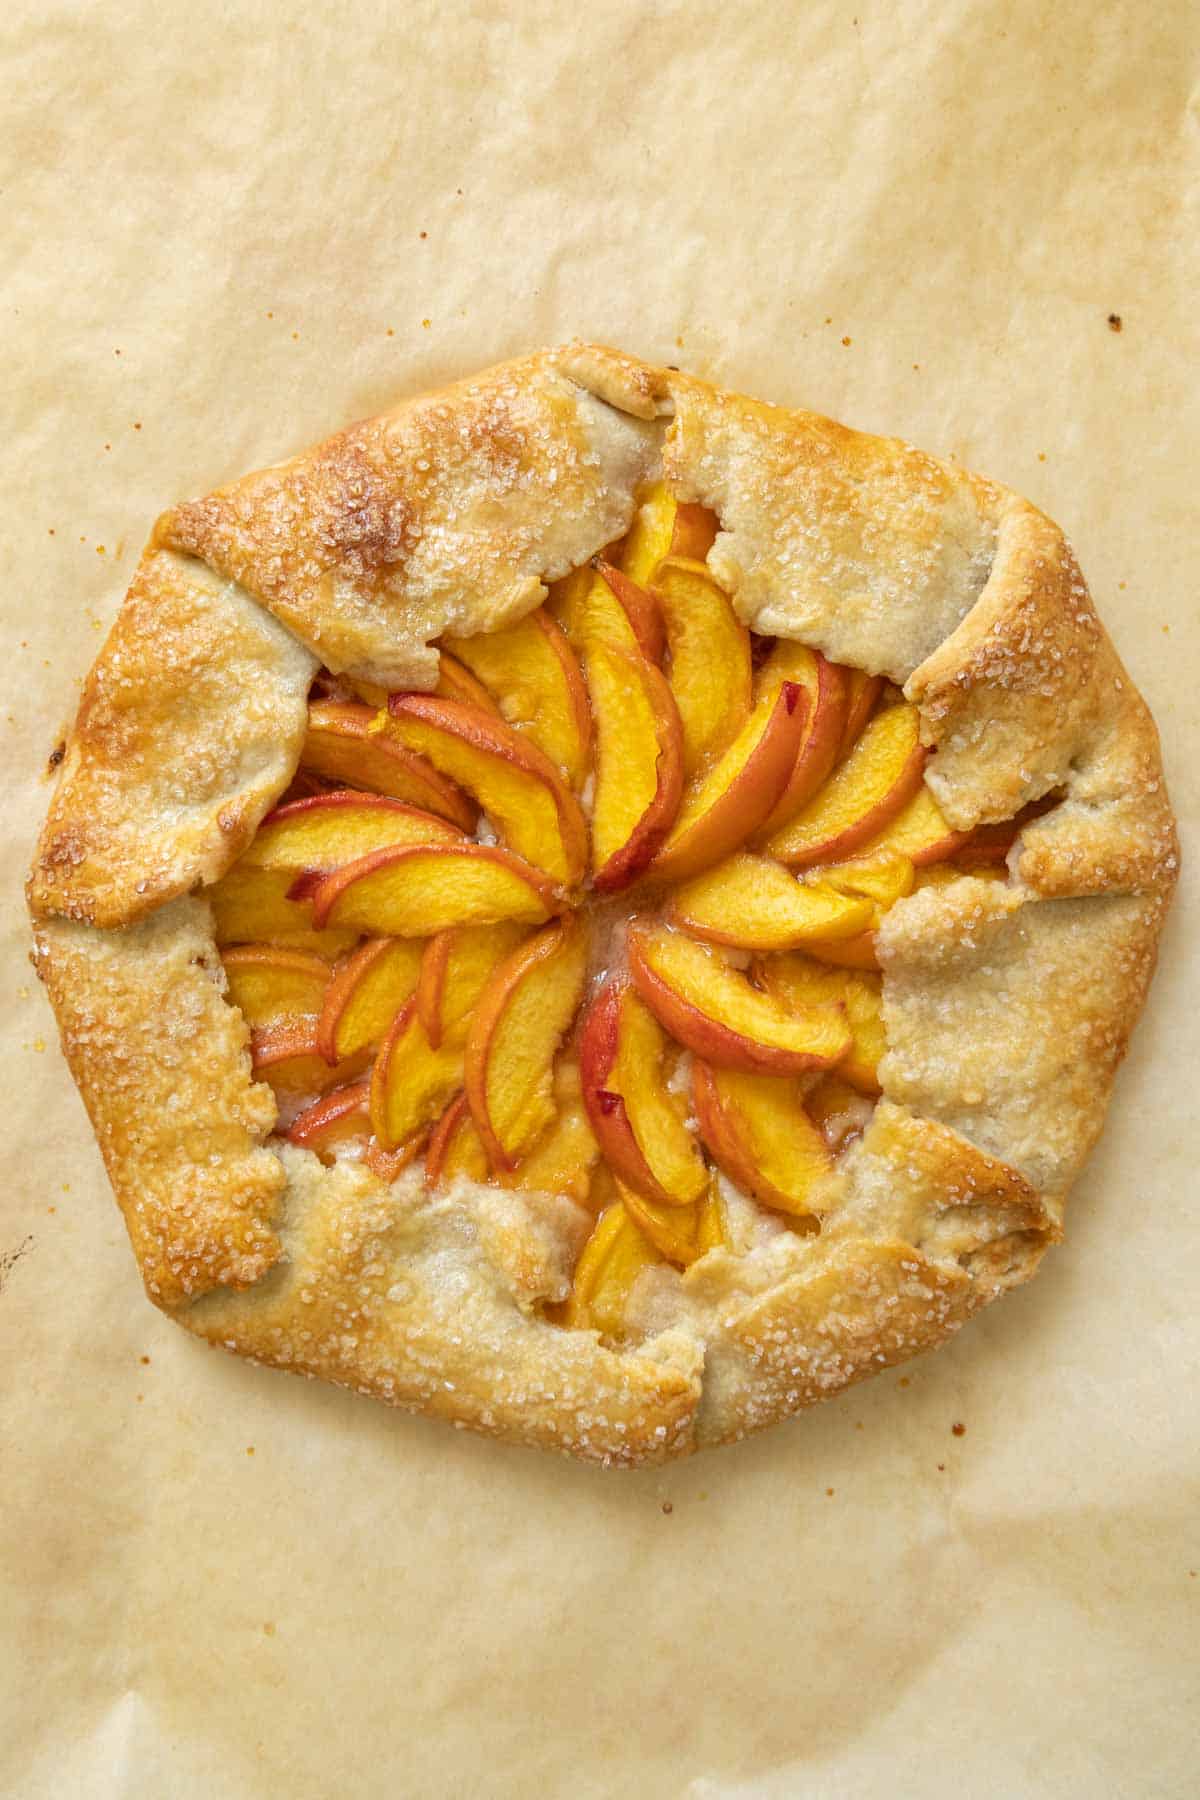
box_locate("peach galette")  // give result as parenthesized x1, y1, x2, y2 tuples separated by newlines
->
(30, 346, 1177, 1465)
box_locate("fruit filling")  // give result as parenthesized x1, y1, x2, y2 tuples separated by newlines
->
(211, 481, 1025, 1338)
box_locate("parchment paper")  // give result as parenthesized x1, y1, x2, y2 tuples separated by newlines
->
(3, 3, 1197, 1794)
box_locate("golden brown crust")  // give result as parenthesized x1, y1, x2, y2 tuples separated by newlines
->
(877, 880, 1169, 1196)
(157, 353, 658, 690)
(695, 1240, 982, 1449)
(28, 549, 316, 929)
(906, 499, 1179, 896)
(28, 343, 1178, 1464)
(186, 1147, 704, 1466)
(31, 901, 285, 1308)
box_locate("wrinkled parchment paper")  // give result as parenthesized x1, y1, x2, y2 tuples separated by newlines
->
(4, 3, 1197, 1794)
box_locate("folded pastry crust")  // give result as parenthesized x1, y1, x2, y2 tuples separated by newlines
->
(29, 345, 1178, 1464)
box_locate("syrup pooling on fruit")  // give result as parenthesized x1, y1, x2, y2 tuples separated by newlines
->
(210, 480, 1026, 1339)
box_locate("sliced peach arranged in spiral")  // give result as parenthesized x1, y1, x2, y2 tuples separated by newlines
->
(691, 1063, 837, 1224)
(627, 921, 851, 1075)
(810, 847, 916, 911)
(425, 1091, 489, 1186)
(209, 865, 358, 957)
(287, 1079, 372, 1160)
(549, 560, 655, 663)
(364, 1133, 432, 1184)
(416, 921, 530, 1049)
(579, 982, 707, 1206)
(301, 701, 477, 828)
(649, 681, 810, 882)
(788, 854, 915, 975)
(594, 562, 667, 666)
(619, 480, 719, 587)
(444, 609, 591, 788)
(838, 670, 884, 759)
(854, 783, 968, 866)
(434, 653, 501, 714)
(617, 1178, 706, 1267)
(502, 1064, 598, 1206)
(311, 843, 561, 937)
(244, 790, 465, 876)
(765, 701, 927, 868)
(251, 1023, 370, 1098)
(665, 854, 873, 951)
(221, 946, 331, 1028)
(560, 1200, 663, 1334)
(754, 953, 885, 1095)
(292, 1082, 431, 1183)
(464, 917, 589, 1171)
(793, 932, 882, 972)
(754, 642, 849, 836)
(587, 639, 685, 892)
(369, 999, 465, 1150)
(316, 936, 424, 1064)
(380, 694, 587, 885)
(652, 557, 752, 777)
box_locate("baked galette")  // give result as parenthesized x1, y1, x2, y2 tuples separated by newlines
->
(29, 345, 1178, 1465)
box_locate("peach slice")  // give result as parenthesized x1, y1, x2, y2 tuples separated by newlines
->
(665, 854, 873, 951)
(652, 556, 752, 778)
(795, 932, 881, 972)
(287, 1079, 371, 1161)
(363, 1132, 430, 1184)
(617, 1179, 705, 1268)
(619, 480, 718, 586)
(311, 843, 561, 937)
(691, 1062, 837, 1223)
(278, 767, 335, 805)
(810, 847, 916, 912)
(697, 1182, 732, 1254)
(627, 922, 852, 1075)
(302, 701, 476, 829)
(369, 998, 465, 1150)
(579, 981, 707, 1206)
(251, 1023, 370, 1098)
(855, 783, 968, 866)
(765, 701, 927, 868)
(444, 609, 591, 788)
(793, 848, 917, 972)
(587, 639, 685, 893)
(221, 946, 331, 1029)
(953, 800, 1057, 866)
(754, 642, 849, 836)
(464, 916, 589, 1170)
(595, 562, 666, 664)
(425, 1091, 490, 1186)
(381, 693, 587, 885)
(548, 561, 648, 662)
(435, 653, 502, 715)
(560, 1201, 663, 1334)
(416, 921, 530, 1049)
(649, 681, 810, 882)
(584, 1158, 620, 1218)
(347, 667, 497, 725)
(503, 1067, 599, 1206)
(838, 670, 883, 759)
(316, 936, 424, 1064)
(754, 953, 885, 1095)
(208, 865, 358, 957)
(243, 791, 465, 875)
